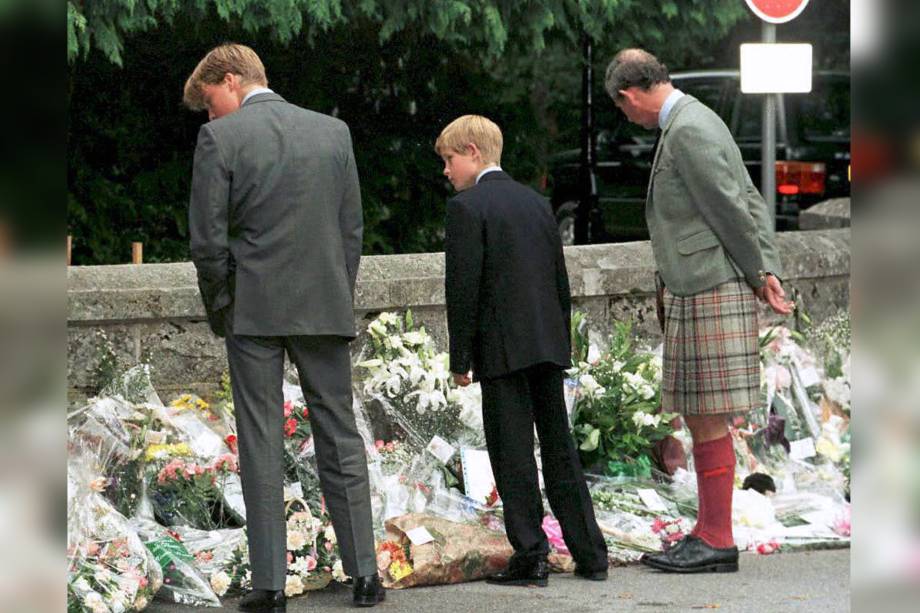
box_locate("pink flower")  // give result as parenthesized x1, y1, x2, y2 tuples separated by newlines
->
(284, 401, 294, 418)
(304, 556, 317, 571)
(651, 518, 668, 534)
(284, 418, 298, 437)
(302, 407, 309, 419)
(833, 506, 851, 537)
(541, 515, 569, 555)
(374, 440, 385, 450)
(287, 551, 294, 563)
(225, 434, 238, 454)
(325, 541, 334, 552)
(756, 541, 781, 555)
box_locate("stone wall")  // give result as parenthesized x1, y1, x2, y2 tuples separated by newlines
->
(68, 228, 850, 403)
(799, 198, 851, 230)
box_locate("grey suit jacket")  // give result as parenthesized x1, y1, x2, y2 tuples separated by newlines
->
(647, 95, 782, 296)
(189, 93, 362, 337)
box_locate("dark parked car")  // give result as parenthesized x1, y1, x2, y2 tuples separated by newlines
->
(548, 70, 850, 244)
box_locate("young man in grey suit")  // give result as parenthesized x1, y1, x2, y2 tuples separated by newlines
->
(183, 44, 383, 610)
(604, 49, 794, 573)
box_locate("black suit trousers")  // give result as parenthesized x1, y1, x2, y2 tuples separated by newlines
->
(480, 362, 608, 569)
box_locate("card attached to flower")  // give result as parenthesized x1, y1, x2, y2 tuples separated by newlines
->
(284, 481, 304, 501)
(426, 435, 456, 464)
(637, 488, 669, 512)
(789, 437, 817, 460)
(461, 448, 497, 505)
(405, 526, 435, 546)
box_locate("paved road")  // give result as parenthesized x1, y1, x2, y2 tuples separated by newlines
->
(148, 549, 849, 612)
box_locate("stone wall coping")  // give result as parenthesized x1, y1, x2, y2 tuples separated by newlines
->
(68, 229, 849, 323)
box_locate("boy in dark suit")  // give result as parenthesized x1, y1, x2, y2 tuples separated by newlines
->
(437, 115, 608, 586)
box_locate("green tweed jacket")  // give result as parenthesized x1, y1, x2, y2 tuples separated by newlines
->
(647, 94, 783, 296)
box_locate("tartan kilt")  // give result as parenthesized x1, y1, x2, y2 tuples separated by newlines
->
(661, 279, 761, 416)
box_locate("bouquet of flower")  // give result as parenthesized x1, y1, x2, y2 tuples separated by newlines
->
(67, 440, 163, 613)
(212, 497, 345, 599)
(357, 311, 484, 452)
(569, 320, 677, 477)
(147, 453, 240, 530)
(128, 518, 221, 607)
(377, 513, 512, 588)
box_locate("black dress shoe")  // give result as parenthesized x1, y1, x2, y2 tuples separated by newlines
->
(486, 557, 549, 587)
(573, 564, 608, 581)
(353, 574, 386, 607)
(640, 534, 694, 568)
(642, 535, 739, 573)
(238, 589, 286, 612)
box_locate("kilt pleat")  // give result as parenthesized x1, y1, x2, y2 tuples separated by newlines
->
(661, 279, 760, 416)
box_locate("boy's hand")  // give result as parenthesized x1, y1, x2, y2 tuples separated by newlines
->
(453, 372, 472, 387)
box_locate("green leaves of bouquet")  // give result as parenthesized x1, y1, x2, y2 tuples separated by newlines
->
(570, 319, 677, 478)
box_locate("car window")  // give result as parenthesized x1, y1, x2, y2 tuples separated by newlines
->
(673, 77, 730, 121)
(735, 93, 764, 142)
(787, 76, 850, 141)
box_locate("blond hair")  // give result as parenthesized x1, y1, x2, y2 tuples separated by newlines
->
(183, 44, 268, 110)
(435, 115, 503, 165)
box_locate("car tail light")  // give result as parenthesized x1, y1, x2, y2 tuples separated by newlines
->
(775, 161, 826, 196)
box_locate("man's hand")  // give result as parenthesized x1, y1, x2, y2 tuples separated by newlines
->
(754, 274, 795, 315)
(453, 372, 472, 387)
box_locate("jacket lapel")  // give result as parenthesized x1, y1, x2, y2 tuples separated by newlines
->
(647, 95, 696, 196)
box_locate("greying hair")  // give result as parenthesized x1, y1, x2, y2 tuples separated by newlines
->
(604, 48, 670, 100)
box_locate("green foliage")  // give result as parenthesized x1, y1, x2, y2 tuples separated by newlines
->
(67, 1, 850, 263)
(570, 320, 677, 476)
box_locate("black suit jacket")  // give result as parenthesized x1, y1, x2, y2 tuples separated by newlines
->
(444, 171, 572, 380)
(189, 93, 362, 338)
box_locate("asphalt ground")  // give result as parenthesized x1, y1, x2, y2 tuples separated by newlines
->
(147, 548, 850, 613)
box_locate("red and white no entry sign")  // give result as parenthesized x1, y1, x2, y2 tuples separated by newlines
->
(745, 0, 811, 24)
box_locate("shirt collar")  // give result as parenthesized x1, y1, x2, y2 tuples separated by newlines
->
(241, 87, 274, 106)
(658, 89, 685, 130)
(476, 165, 502, 184)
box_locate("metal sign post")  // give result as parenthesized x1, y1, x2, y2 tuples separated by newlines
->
(762, 23, 777, 228)
(743, 0, 812, 230)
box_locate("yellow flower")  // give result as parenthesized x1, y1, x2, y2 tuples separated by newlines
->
(170, 394, 211, 412)
(145, 442, 192, 461)
(388, 559, 413, 582)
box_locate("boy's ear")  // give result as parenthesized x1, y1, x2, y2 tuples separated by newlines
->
(466, 142, 481, 160)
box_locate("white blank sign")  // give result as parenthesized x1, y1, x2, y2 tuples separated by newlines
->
(740, 43, 813, 93)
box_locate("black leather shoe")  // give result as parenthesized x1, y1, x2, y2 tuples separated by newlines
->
(573, 564, 608, 581)
(640, 534, 694, 568)
(642, 535, 739, 573)
(238, 589, 286, 612)
(486, 557, 549, 587)
(353, 574, 386, 607)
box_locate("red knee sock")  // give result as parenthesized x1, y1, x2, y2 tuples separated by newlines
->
(691, 434, 736, 549)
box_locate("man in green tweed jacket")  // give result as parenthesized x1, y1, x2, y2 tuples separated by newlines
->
(604, 49, 794, 573)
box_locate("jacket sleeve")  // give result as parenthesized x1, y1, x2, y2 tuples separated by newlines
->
(743, 170, 784, 279)
(188, 124, 232, 334)
(445, 197, 484, 375)
(554, 226, 573, 355)
(339, 125, 364, 297)
(671, 120, 767, 289)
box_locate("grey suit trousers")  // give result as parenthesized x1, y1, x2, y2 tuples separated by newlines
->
(225, 324, 376, 589)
